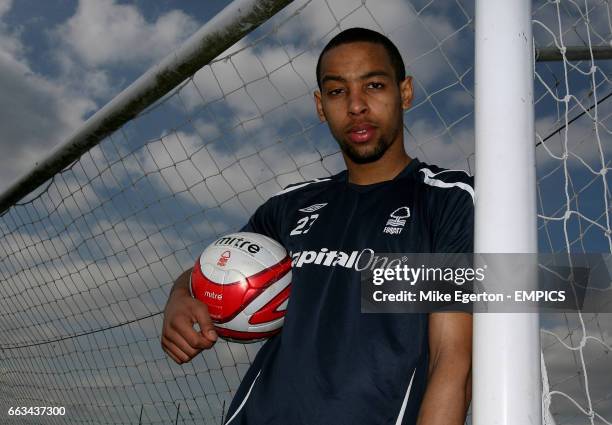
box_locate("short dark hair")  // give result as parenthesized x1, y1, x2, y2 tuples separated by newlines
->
(316, 27, 406, 88)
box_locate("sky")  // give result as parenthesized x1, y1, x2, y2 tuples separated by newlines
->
(0, 0, 610, 424)
(0, 0, 232, 194)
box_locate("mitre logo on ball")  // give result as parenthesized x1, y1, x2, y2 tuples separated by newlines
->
(190, 232, 292, 343)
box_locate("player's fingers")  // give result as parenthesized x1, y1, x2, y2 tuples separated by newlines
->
(192, 302, 218, 343)
(163, 334, 198, 363)
(161, 336, 191, 364)
(163, 328, 202, 359)
(162, 341, 185, 365)
(168, 310, 216, 349)
(181, 323, 216, 350)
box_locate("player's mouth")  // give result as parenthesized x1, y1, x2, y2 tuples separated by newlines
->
(347, 123, 377, 143)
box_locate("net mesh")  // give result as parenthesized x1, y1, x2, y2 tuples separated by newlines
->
(0, 0, 609, 424)
(534, 1, 612, 424)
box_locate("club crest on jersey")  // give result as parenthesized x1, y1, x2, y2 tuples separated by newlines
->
(298, 203, 327, 213)
(383, 206, 410, 235)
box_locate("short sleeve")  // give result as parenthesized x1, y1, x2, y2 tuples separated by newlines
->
(240, 196, 283, 243)
(432, 187, 474, 253)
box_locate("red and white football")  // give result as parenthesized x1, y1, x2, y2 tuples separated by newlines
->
(190, 232, 292, 343)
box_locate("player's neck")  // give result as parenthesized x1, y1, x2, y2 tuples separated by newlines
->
(346, 147, 412, 185)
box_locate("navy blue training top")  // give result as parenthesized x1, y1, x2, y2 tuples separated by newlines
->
(224, 158, 474, 425)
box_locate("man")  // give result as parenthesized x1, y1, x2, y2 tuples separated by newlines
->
(162, 28, 473, 425)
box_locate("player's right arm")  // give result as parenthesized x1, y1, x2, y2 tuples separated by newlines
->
(161, 268, 218, 364)
(161, 195, 283, 364)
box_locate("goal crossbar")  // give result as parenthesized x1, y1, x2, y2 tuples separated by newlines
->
(536, 45, 612, 61)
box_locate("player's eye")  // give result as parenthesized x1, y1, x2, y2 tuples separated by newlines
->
(327, 88, 345, 96)
(367, 82, 384, 89)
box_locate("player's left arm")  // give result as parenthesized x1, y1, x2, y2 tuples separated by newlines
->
(417, 174, 474, 425)
(416, 311, 472, 425)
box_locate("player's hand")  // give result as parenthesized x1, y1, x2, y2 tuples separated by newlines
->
(161, 269, 218, 364)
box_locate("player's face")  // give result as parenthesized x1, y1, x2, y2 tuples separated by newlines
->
(314, 42, 413, 165)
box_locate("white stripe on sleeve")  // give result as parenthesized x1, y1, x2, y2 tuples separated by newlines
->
(419, 168, 475, 203)
(225, 369, 262, 425)
(395, 368, 417, 425)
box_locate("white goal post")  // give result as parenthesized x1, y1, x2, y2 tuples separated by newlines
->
(474, 0, 541, 424)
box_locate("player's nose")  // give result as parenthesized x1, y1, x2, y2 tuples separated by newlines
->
(347, 89, 367, 115)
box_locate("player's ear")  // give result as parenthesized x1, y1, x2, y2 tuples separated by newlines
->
(314, 90, 327, 122)
(400, 76, 413, 110)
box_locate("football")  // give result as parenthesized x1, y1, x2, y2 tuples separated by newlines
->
(190, 232, 292, 343)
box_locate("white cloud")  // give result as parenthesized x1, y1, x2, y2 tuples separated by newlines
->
(405, 117, 474, 172)
(0, 0, 204, 194)
(0, 8, 95, 193)
(275, 0, 465, 88)
(0, 0, 20, 58)
(53, 49, 113, 99)
(183, 40, 314, 110)
(49, 0, 201, 106)
(0, 0, 11, 18)
(56, 0, 199, 67)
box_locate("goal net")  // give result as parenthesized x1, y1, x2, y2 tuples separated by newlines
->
(0, 0, 609, 424)
(534, 1, 611, 424)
